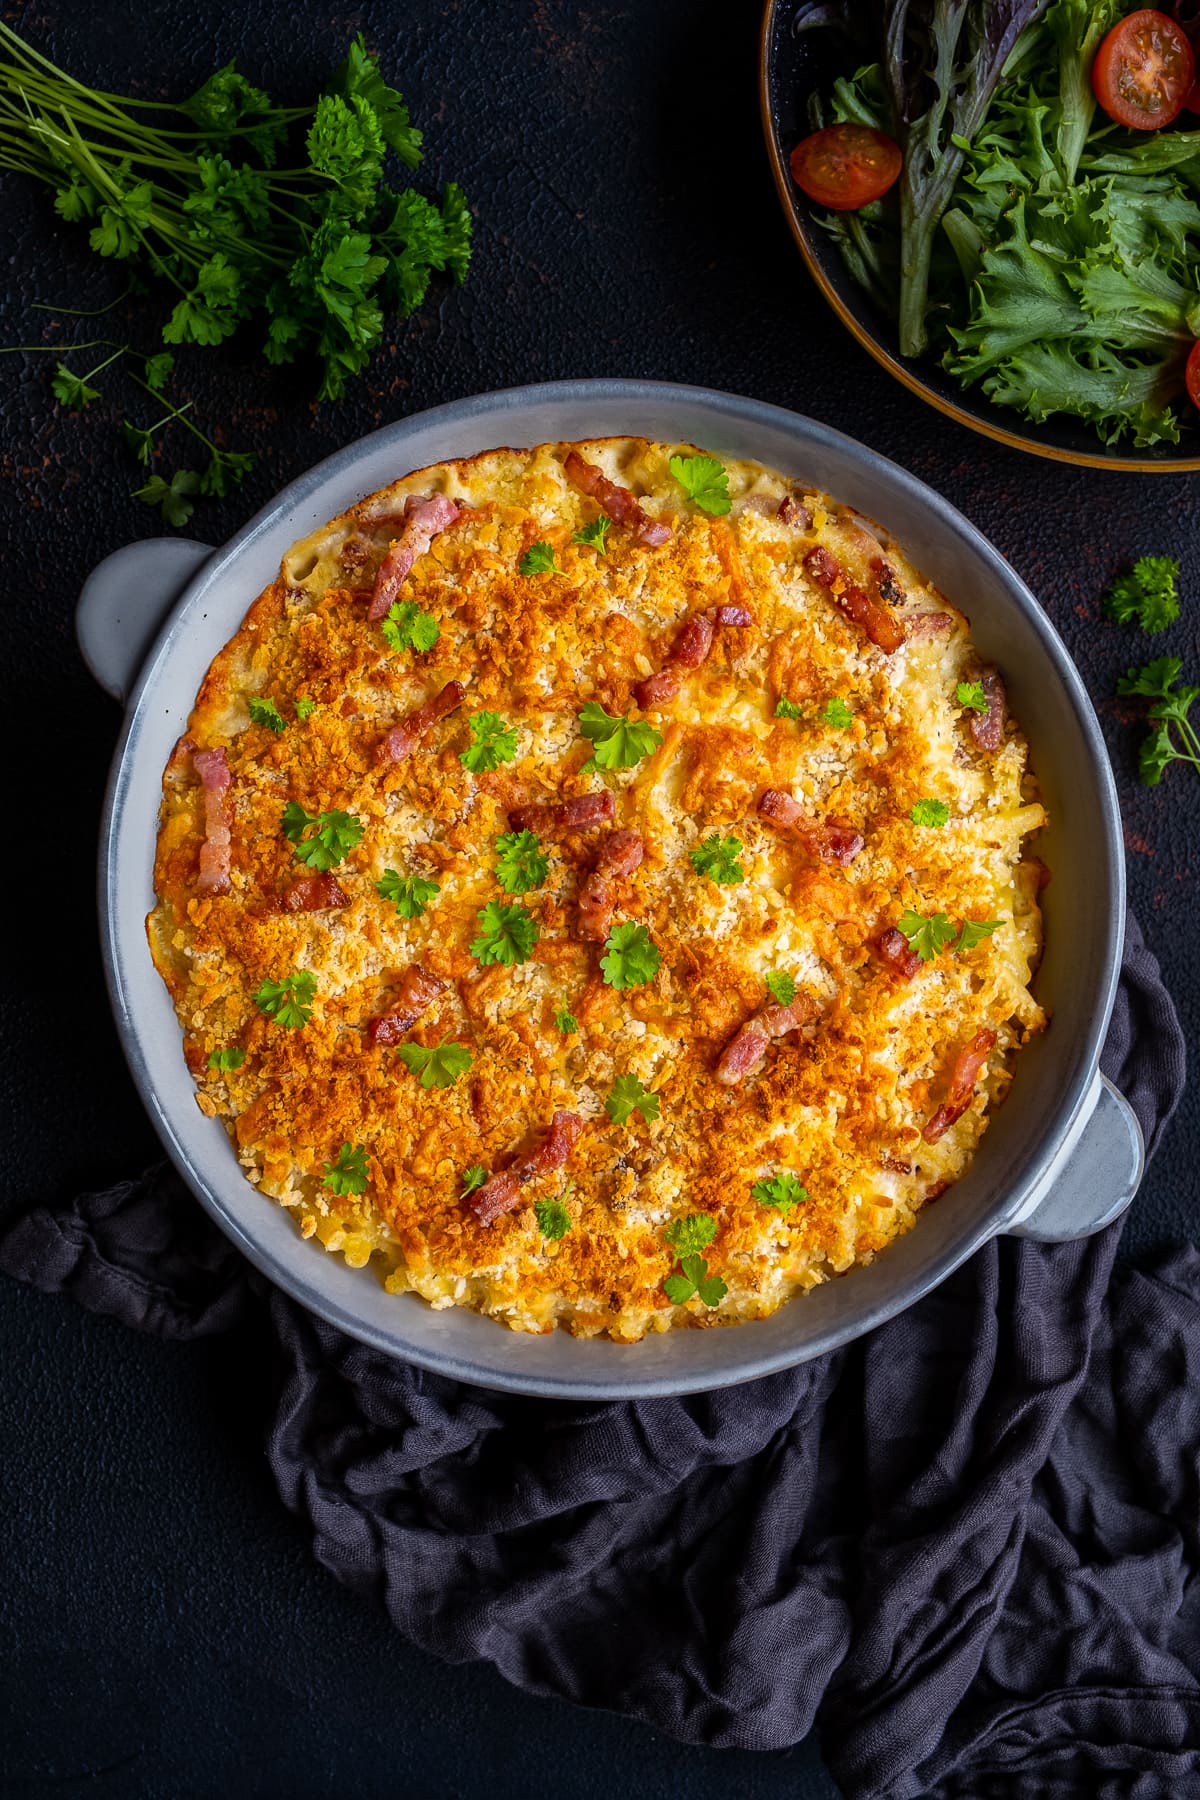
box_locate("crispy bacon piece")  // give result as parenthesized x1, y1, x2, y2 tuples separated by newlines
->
(470, 1109, 584, 1225)
(906, 611, 954, 636)
(367, 964, 446, 1047)
(803, 545, 840, 587)
(636, 664, 685, 707)
(874, 927, 921, 981)
(777, 495, 812, 529)
(968, 666, 1007, 752)
(716, 994, 816, 1086)
(282, 873, 349, 912)
(377, 680, 465, 763)
(367, 493, 461, 621)
(577, 828, 644, 942)
(193, 747, 233, 896)
(758, 789, 864, 866)
(802, 544, 904, 654)
(508, 791, 615, 835)
(923, 1029, 997, 1144)
(672, 611, 717, 668)
(832, 583, 906, 655)
(634, 604, 753, 709)
(563, 451, 671, 548)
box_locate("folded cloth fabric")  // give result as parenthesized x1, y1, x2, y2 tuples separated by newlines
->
(1, 914, 1194, 1799)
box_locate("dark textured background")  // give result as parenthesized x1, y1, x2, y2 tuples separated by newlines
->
(1, 2, 1195, 1795)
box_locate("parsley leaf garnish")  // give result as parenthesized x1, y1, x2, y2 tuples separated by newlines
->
(143, 351, 174, 392)
(664, 1254, 727, 1307)
(248, 696, 286, 733)
(51, 360, 103, 409)
(600, 920, 661, 990)
(494, 830, 549, 895)
(662, 1211, 725, 1305)
(578, 700, 663, 771)
(207, 1046, 245, 1072)
(470, 900, 539, 966)
(323, 1142, 369, 1196)
(519, 541, 557, 576)
(910, 798, 950, 828)
(460, 711, 518, 773)
(199, 447, 256, 499)
(1117, 658, 1200, 786)
(375, 870, 440, 918)
(535, 1197, 572, 1240)
(751, 1171, 808, 1215)
(663, 1213, 717, 1256)
(396, 1040, 473, 1088)
(956, 918, 1002, 952)
(134, 468, 201, 528)
(820, 697, 853, 729)
(573, 515, 611, 554)
(896, 909, 957, 962)
(765, 970, 796, 1006)
(1118, 656, 1189, 700)
(281, 802, 364, 870)
(460, 1164, 488, 1197)
(688, 833, 745, 886)
(1103, 557, 1180, 634)
(295, 697, 317, 722)
(254, 969, 316, 1028)
(554, 1009, 578, 1035)
(956, 680, 988, 714)
(775, 696, 804, 720)
(668, 452, 731, 517)
(606, 1073, 660, 1126)
(381, 599, 439, 653)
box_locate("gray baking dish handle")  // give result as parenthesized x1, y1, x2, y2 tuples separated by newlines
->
(77, 536, 215, 704)
(1007, 1074, 1143, 1242)
(76, 539, 1145, 1248)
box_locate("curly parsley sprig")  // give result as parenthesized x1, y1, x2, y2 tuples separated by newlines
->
(1117, 658, 1200, 786)
(1103, 557, 1180, 635)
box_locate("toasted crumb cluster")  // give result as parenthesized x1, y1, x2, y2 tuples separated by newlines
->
(148, 437, 1046, 1340)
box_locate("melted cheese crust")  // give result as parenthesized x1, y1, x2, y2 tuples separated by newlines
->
(148, 438, 1046, 1340)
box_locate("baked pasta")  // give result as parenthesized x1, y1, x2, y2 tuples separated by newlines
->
(148, 437, 1047, 1340)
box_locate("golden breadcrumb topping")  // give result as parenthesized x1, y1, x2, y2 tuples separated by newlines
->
(148, 437, 1046, 1340)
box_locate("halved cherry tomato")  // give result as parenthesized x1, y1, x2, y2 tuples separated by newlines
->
(1186, 338, 1200, 410)
(789, 124, 902, 212)
(1092, 9, 1194, 129)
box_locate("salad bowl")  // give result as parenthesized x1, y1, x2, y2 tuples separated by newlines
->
(760, 0, 1200, 472)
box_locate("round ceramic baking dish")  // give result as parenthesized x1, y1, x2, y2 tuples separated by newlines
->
(80, 379, 1141, 1399)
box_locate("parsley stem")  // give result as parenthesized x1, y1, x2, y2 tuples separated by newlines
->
(0, 335, 124, 353)
(31, 285, 132, 315)
(127, 367, 215, 453)
(1176, 722, 1200, 767)
(79, 344, 125, 382)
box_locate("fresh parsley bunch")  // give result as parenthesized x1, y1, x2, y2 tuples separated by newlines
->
(0, 25, 471, 401)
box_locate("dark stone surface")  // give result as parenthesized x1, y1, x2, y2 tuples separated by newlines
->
(0, 0, 1193, 1794)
